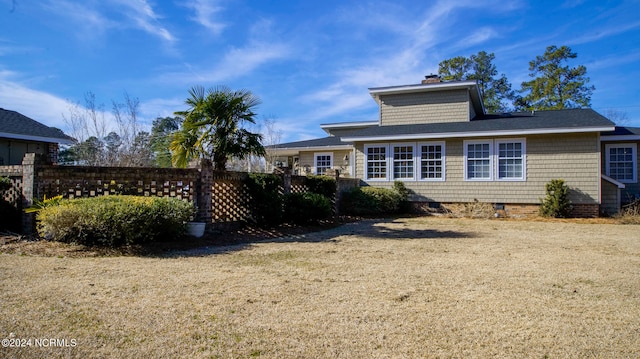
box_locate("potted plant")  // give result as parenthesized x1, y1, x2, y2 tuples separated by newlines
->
(186, 202, 206, 238)
(186, 221, 206, 238)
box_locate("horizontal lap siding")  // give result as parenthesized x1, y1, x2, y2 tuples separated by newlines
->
(355, 133, 601, 204)
(601, 180, 620, 215)
(379, 89, 470, 125)
(299, 150, 353, 176)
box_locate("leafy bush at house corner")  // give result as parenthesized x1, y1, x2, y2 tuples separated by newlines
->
(0, 176, 11, 192)
(0, 201, 20, 232)
(305, 175, 337, 198)
(393, 181, 412, 213)
(0, 176, 20, 232)
(340, 186, 402, 216)
(245, 173, 284, 227)
(539, 179, 572, 218)
(284, 192, 332, 224)
(36, 196, 195, 246)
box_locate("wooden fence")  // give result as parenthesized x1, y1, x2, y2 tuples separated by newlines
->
(0, 154, 360, 234)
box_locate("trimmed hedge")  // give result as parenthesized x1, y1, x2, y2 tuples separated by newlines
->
(305, 175, 337, 198)
(36, 196, 195, 246)
(245, 173, 284, 227)
(284, 192, 332, 224)
(340, 186, 402, 216)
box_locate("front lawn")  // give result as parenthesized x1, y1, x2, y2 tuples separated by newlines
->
(1, 217, 639, 358)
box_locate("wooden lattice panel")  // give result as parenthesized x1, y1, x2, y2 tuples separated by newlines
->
(1, 176, 23, 206)
(212, 180, 250, 222)
(290, 184, 309, 194)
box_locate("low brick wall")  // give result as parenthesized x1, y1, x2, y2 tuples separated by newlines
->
(412, 201, 598, 218)
(2, 154, 360, 234)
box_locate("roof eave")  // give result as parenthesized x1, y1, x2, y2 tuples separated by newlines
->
(268, 144, 353, 155)
(341, 126, 616, 142)
(0, 132, 75, 145)
(601, 134, 640, 141)
(368, 80, 478, 101)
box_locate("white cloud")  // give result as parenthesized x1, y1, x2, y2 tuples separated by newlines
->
(457, 27, 498, 47)
(568, 21, 640, 46)
(184, 0, 227, 35)
(42, 0, 112, 37)
(139, 97, 185, 122)
(42, 0, 175, 43)
(159, 40, 291, 85)
(0, 79, 73, 130)
(111, 0, 176, 42)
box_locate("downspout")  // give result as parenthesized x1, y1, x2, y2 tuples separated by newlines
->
(597, 133, 602, 207)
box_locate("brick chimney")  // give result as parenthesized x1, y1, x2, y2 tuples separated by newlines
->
(422, 74, 441, 84)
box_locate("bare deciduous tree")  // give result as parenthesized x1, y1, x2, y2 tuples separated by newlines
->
(61, 92, 152, 167)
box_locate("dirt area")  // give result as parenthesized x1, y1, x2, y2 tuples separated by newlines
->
(1, 216, 639, 358)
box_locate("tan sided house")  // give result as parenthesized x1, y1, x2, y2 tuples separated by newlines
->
(270, 77, 640, 216)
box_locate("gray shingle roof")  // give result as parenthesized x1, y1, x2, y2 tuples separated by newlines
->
(273, 109, 616, 150)
(268, 136, 350, 149)
(340, 109, 615, 140)
(0, 108, 73, 143)
(601, 126, 640, 137)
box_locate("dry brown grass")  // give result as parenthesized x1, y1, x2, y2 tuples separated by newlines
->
(1, 217, 639, 358)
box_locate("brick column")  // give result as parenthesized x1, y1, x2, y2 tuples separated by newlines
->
(197, 159, 213, 223)
(21, 153, 37, 234)
(282, 168, 291, 195)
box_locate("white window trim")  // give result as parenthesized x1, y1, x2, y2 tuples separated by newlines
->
(605, 143, 637, 183)
(464, 140, 494, 181)
(314, 152, 333, 175)
(495, 138, 526, 181)
(391, 143, 417, 181)
(463, 138, 527, 182)
(364, 144, 389, 181)
(418, 141, 446, 182)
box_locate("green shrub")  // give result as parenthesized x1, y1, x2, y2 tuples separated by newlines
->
(36, 196, 195, 246)
(340, 186, 402, 216)
(393, 181, 412, 213)
(25, 194, 65, 213)
(0, 200, 20, 232)
(539, 179, 572, 218)
(284, 192, 332, 224)
(0, 177, 19, 232)
(0, 176, 11, 192)
(305, 175, 337, 198)
(245, 173, 284, 227)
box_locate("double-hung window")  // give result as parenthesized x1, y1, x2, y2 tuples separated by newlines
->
(392, 144, 415, 180)
(315, 153, 332, 175)
(365, 145, 388, 180)
(496, 140, 525, 180)
(605, 143, 637, 183)
(464, 139, 526, 181)
(419, 142, 445, 181)
(465, 141, 493, 180)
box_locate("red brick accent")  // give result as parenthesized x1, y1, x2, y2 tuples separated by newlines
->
(411, 201, 600, 218)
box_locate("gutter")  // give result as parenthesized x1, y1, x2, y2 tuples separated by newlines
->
(341, 126, 616, 142)
(0, 132, 75, 145)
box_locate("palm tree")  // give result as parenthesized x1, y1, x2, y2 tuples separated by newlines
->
(170, 86, 265, 170)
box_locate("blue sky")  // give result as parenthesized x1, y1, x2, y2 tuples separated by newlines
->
(1, 0, 639, 143)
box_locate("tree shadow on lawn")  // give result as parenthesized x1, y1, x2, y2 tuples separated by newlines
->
(0, 216, 477, 258)
(162, 216, 477, 258)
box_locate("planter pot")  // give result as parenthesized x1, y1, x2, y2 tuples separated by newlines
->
(186, 222, 206, 238)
